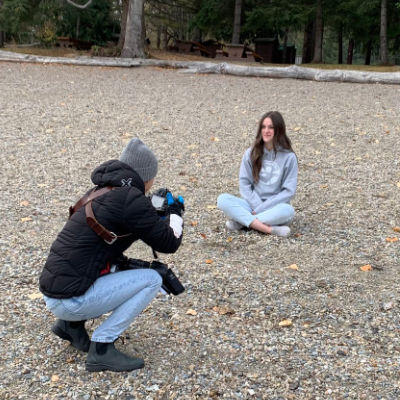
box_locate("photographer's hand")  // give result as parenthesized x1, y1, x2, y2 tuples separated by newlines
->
(169, 214, 183, 238)
(167, 194, 185, 217)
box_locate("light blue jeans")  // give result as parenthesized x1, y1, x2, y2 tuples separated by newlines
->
(44, 269, 162, 343)
(217, 193, 294, 228)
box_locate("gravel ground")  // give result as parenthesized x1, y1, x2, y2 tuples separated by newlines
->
(0, 61, 400, 400)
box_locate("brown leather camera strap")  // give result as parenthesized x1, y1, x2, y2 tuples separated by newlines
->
(69, 186, 131, 245)
(69, 186, 113, 217)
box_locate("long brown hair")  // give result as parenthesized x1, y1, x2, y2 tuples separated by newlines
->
(250, 111, 293, 183)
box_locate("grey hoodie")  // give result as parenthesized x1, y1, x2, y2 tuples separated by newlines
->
(239, 146, 298, 214)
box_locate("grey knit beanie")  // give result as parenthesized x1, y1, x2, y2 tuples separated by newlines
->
(119, 138, 158, 182)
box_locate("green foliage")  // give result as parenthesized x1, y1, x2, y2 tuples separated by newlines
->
(191, 0, 235, 41)
(58, 0, 120, 44)
(0, 0, 36, 34)
(243, 0, 309, 40)
(0, 0, 120, 45)
(36, 20, 57, 46)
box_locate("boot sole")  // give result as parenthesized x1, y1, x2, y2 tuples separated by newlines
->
(51, 325, 89, 353)
(86, 360, 144, 372)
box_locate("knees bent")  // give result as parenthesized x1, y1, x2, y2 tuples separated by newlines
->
(217, 193, 232, 212)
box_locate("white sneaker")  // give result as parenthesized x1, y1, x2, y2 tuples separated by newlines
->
(225, 220, 244, 231)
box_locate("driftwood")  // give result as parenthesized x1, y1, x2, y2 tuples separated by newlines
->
(0, 50, 399, 85)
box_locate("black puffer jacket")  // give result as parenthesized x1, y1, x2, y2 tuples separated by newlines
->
(39, 160, 182, 299)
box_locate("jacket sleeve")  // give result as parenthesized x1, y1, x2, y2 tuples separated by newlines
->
(253, 152, 298, 214)
(239, 148, 263, 210)
(122, 190, 182, 254)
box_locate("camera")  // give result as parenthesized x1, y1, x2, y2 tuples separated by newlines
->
(116, 257, 185, 296)
(149, 260, 185, 296)
(150, 188, 184, 217)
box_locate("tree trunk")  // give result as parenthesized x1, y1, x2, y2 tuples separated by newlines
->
(347, 38, 354, 64)
(4, 52, 400, 85)
(191, 27, 202, 43)
(121, 0, 145, 58)
(76, 14, 80, 39)
(118, 0, 129, 50)
(0, 0, 4, 47)
(156, 27, 161, 50)
(338, 24, 343, 64)
(231, 0, 242, 44)
(311, 0, 323, 63)
(162, 26, 168, 50)
(379, 0, 388, 65)
(282, 28, 289, 63)
(365, 40, 372, 65)
(302, 20, 314, 63)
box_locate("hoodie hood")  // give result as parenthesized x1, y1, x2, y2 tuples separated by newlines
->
(91, 160, 145, 192)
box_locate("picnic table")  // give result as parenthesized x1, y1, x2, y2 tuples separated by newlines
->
(175, 40, 214, 58)
(216, 44, 263, 62)
(56, 37, 92, 51)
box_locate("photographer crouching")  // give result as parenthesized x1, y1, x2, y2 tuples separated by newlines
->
(39, 138, 184, 372)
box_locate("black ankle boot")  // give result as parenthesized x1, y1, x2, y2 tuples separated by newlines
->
(86, 341, 144, 372)
(51, 319, 90, 352)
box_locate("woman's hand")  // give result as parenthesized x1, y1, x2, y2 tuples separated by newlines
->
(252, 211, 256, 215)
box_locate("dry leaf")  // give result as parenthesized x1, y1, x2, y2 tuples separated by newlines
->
(396, 182, 400, 188)
(386, 237, 399, 243)
(210, 136, 220, 142)
(186, 309, 197, 316)
(200, 233, 207, 239)
(207, 205, 217, 209)
(288, 264, 299, 271)
(360, 264, 373, 271)
(190, 221, 198, 227)
(28, 292, 43, 300)
(393, 227, 400, 233)
(226, 236, 233, 242)
(20, 200, 30, 207)
(21, 217, 32, 222)
(294, 127, 301, 131)
(205, 259, 213, 264)
(51, 375, 60, 382)
(212, 306, 235, 315)
(279, 319, 293, 327)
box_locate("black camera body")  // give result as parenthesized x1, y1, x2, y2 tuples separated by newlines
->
(150, 188, 184, 217)
(117, 257, 185, 296)
(150, 188, 170, 216)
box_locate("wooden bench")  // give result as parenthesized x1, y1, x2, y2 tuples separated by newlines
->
(245, 50, 264, 62)
(56, 37, 92, 51)
(221, 44, 264, 62)
(215, 49, 229, 58)
(175, 40, 213, 58)
(191, 41, 213, 58)
(56, 37, 74, 48)
(176, 39, 193, 54)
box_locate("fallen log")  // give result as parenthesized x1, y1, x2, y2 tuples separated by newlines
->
(0, 50, 399, 85)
